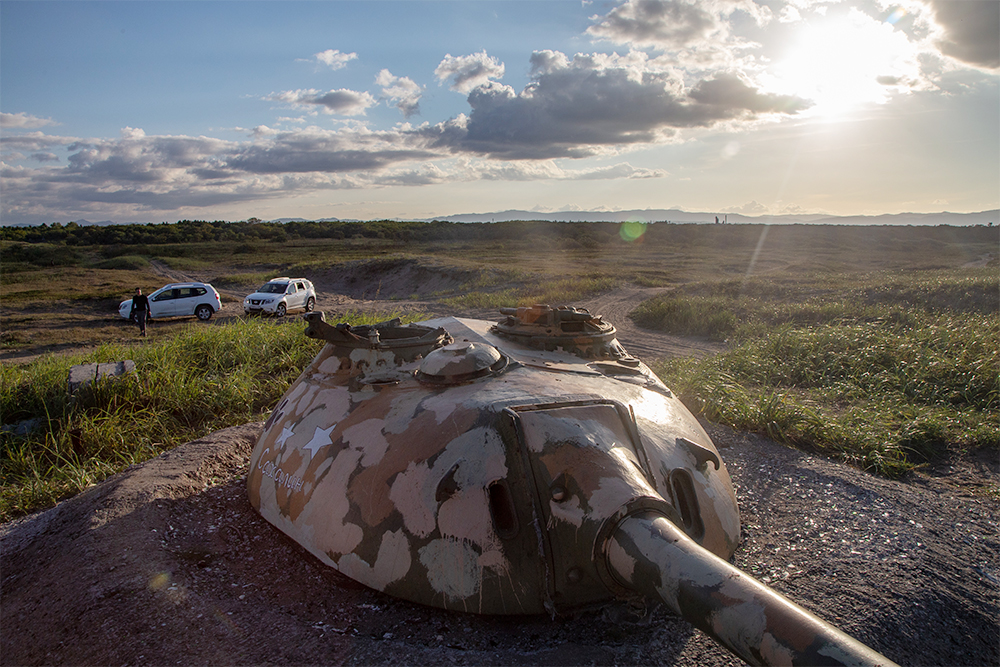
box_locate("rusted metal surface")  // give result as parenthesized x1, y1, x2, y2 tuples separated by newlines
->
(248, 305, 896, 666)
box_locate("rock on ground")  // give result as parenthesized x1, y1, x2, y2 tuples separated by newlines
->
(1, 422, 997, 666)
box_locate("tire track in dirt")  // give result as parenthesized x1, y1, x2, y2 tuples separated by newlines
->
(576, 286, 724, 361)
(148, 259, 193, 284)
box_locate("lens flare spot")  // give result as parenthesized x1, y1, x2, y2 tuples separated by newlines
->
(885, 7, 907, 25)
(149, 572, 170, 591)
(620, 221, 647, 243)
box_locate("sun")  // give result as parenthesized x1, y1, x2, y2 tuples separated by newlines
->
(763, 10, 921, 117)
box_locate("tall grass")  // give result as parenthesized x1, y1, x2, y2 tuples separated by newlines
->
(632, 269, 998, 340)
(0, 311, 404, 521)
(646, 269, 999, 476)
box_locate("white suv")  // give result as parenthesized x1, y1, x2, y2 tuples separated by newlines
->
(118, 282, 222, 322)
(243, 278, 316, 317)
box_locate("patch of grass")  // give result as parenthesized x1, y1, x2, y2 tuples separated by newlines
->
(648, 270, 999, 476)
(89, 255, 150, 271)
(631, 295, 739, 339)
(632, 268, 998, 341)
(632, 271, 675, 287)
(156, 256, 215, 271)
(0, 311, 408, 521)
(441, 288, 526, 310)
(520, 275, 619, 305)
(442, 273, 617, 309)
(0, 267, 156, 303)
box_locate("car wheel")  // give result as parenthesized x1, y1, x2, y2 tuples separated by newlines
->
(196, 305, 213, 321)
(275, 303, 286, 318)
(305, 297, 315, 312)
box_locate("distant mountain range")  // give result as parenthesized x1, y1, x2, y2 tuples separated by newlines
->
(417, 208, 999, 226)
(13, 209, 999, 227)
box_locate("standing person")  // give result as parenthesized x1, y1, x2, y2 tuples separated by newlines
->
(129, 287, 150, 337)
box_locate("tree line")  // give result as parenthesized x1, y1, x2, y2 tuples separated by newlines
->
(3, 217, 996, 255)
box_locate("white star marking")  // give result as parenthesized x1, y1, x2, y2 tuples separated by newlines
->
(275, 425, 295, 449)
(302, 424, 336, 459)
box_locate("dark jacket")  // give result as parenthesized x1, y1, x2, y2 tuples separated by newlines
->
(130, 294, 150, 318)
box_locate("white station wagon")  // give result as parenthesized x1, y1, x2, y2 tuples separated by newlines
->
(243, 278, 316, 317)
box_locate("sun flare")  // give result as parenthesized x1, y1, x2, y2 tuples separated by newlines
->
(764, 11, 921, 117)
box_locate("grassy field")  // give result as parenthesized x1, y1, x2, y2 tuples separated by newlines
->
(640, 268, 998, 476)
(0, 313, 405, 521)
(1, 221, 997, 520)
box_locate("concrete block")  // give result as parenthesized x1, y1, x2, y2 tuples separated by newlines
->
(67, 360, 137, 395)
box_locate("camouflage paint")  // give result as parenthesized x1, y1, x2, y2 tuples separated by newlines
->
(248, 308, 895, 665)
(606, 512, 899, 667)
(249, 310, 736, 614)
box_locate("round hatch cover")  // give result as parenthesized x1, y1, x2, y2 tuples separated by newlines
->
(417, 342, 505, 384)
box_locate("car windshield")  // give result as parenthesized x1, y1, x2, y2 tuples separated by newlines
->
(259, 282, 288, 294)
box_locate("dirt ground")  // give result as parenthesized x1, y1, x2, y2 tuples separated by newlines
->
(2, 419, 996, 667)
(1, 263, 997, 666)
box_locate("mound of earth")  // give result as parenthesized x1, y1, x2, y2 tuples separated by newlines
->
(2, 422, 996, 666)
(311, 258, 485, 301)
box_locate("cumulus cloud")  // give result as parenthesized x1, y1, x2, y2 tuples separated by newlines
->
(587, 0, 771, 57)
(265, 88, 376, 116)
(434, 51, 505, 93)
(0, 40, 815, 222)
(0, 124, 450, 221)
(252, 125, 281, 138)
(588, 0, 723, 49)
(376, 70, 423, 117)
(1, 130, 265, 224)
(926, 0, 999, 69)
(376, 157, 667, 185)
(1, 131, 79, 152)
(777, 5, 802, 23)
(308, 49, 359, 70)
(689, 72, 809, 113)
(226, 126, 439, 174)
(62, 131, 235, 184)
(0, 112, 686, 223)
(1, 112, 58, 130)
(574, 163, 667, 179)
(423, 50, 810, 159)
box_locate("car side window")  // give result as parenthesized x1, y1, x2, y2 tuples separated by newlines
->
(152, 290, 174, 302)
(287, 284, 297, 293)
(296, 282, 305, 291)
(177, 288, 194, 299)
(194, 287, 206, 296)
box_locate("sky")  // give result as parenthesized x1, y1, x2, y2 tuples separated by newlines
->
(1, 0, 998, 225)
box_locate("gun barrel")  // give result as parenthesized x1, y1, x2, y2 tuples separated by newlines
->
(605, 511, 898, 667)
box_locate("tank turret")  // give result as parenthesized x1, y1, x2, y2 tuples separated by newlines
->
(248, 306, 897, 667)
